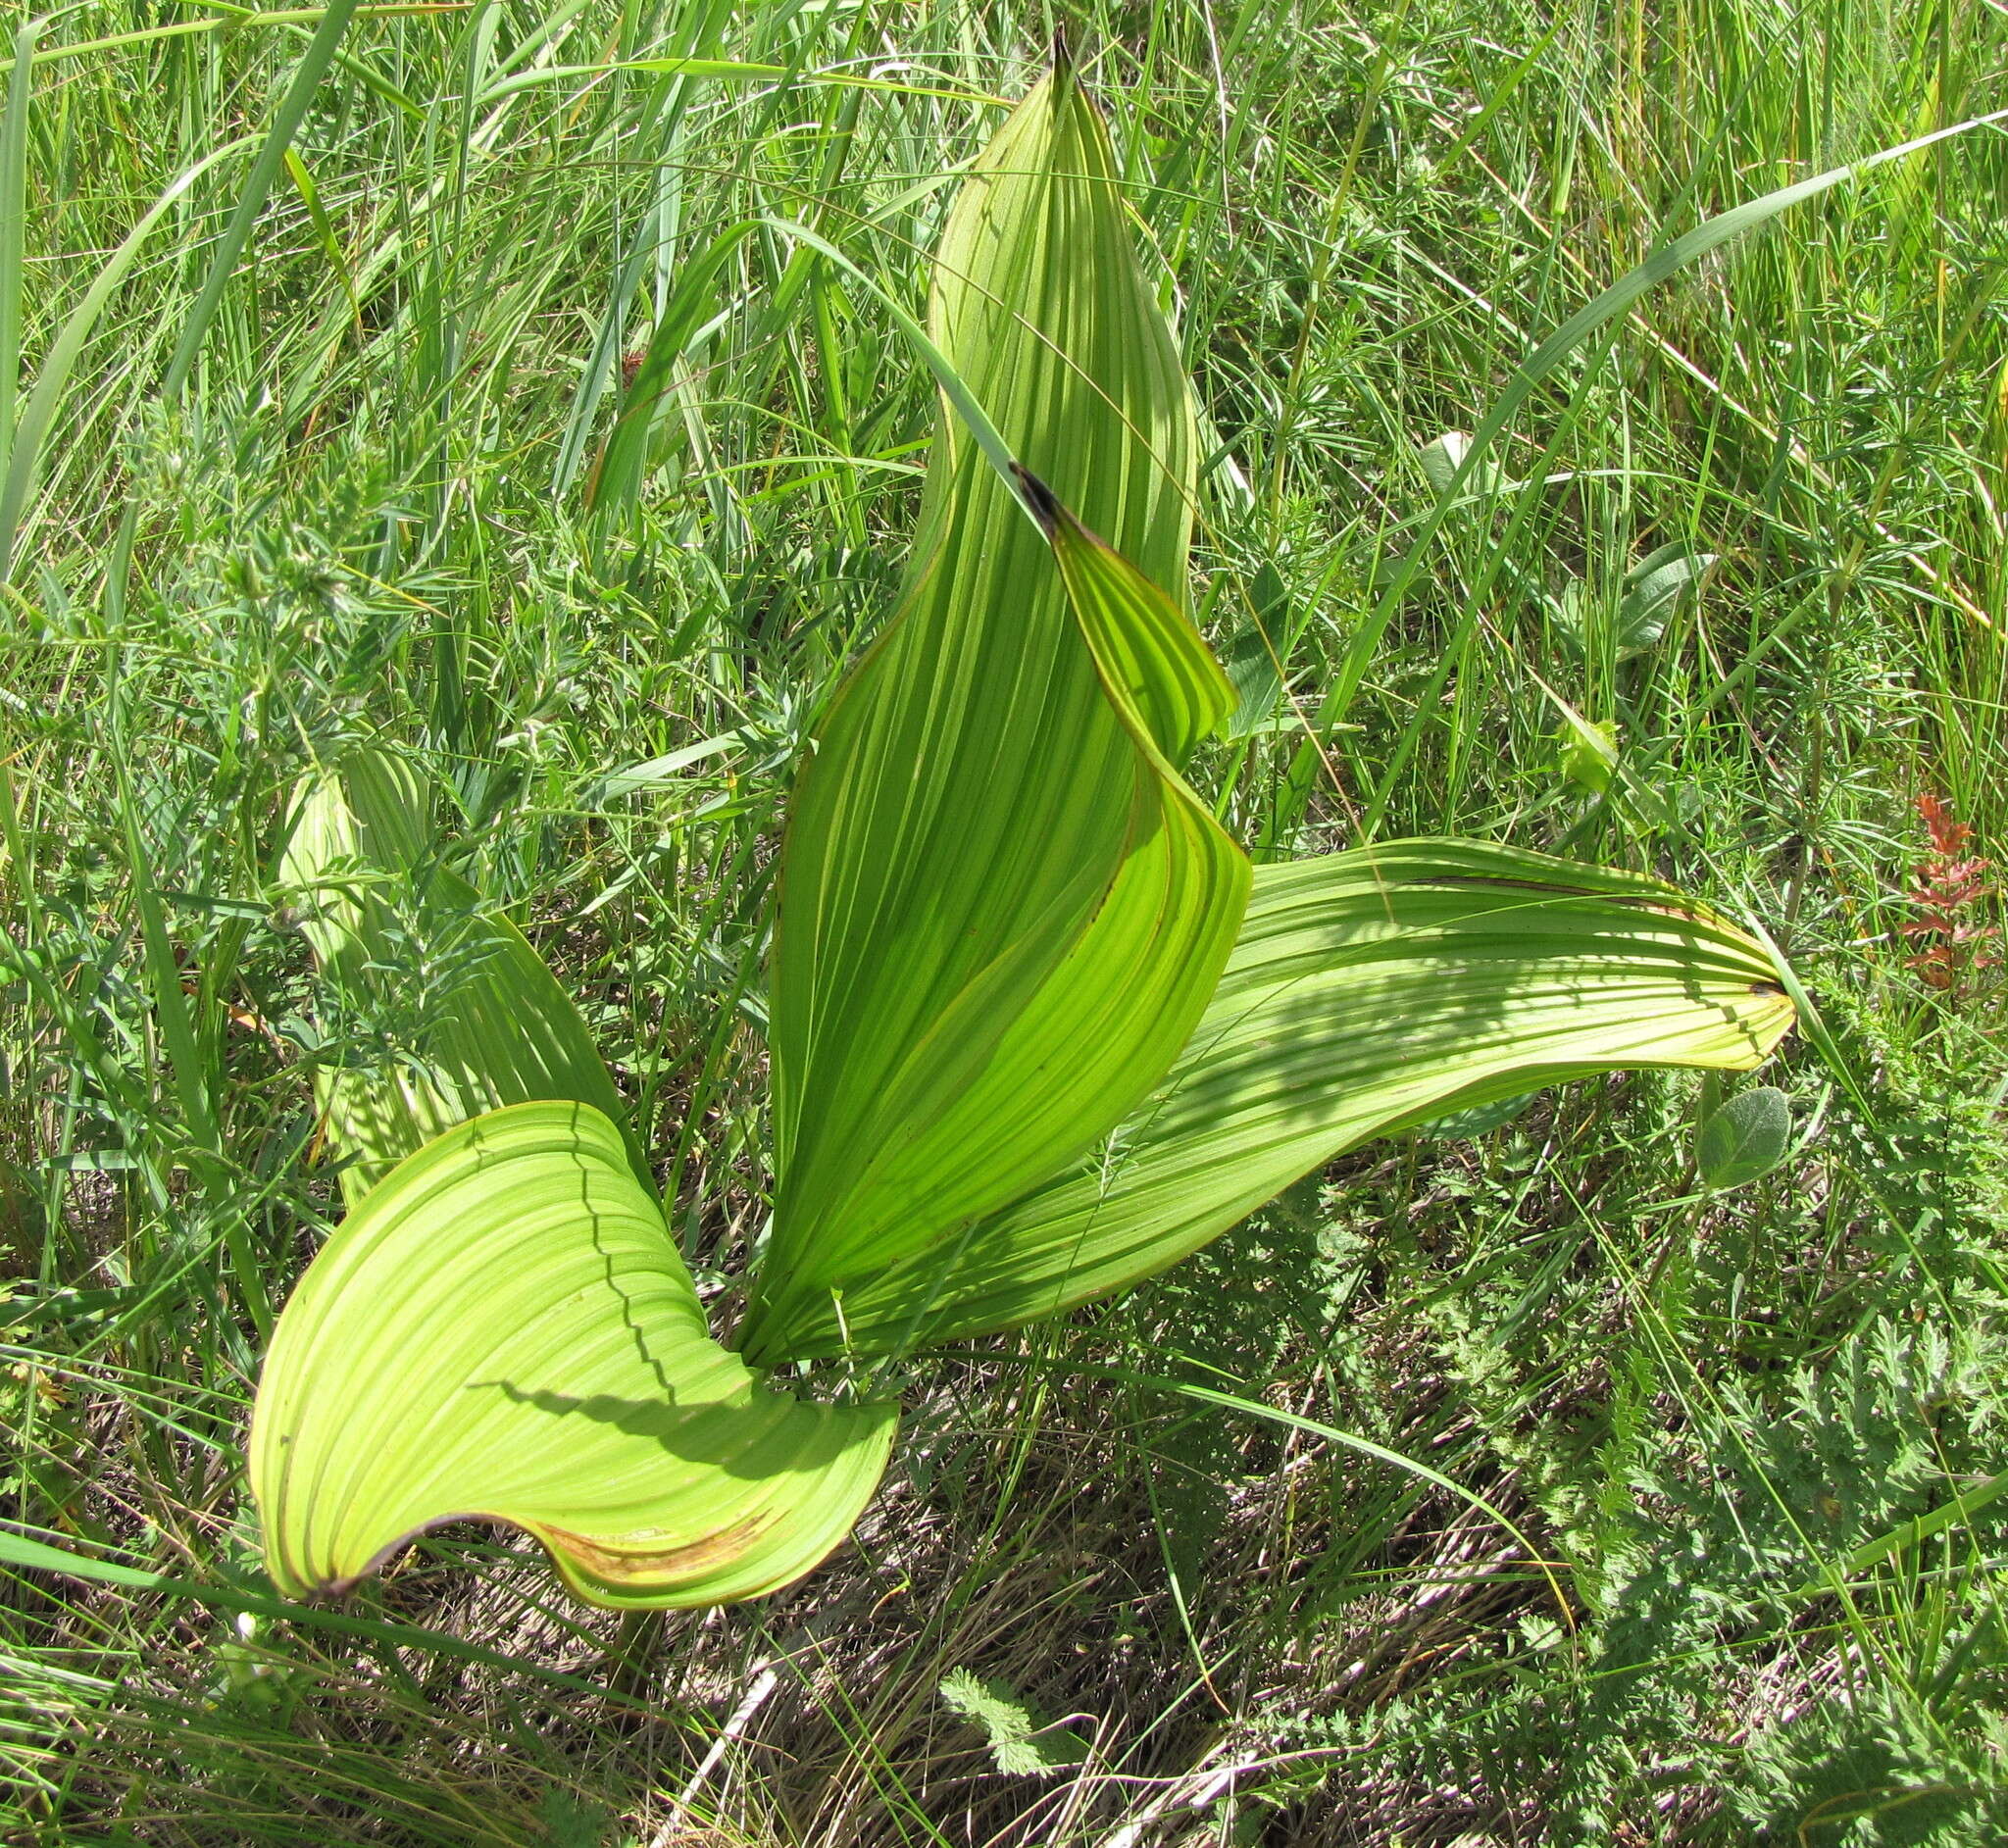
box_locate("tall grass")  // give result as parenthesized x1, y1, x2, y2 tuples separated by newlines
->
(3, 0, 2005, 1840)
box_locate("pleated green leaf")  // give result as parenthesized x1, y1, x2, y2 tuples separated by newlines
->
(252, 1101, 895, 1609)
(768, 840, 1796, 1356)
(743, 67, 1238, 1364)
(1015, 466, 1236, 768)
(279, 749, 646, 1203)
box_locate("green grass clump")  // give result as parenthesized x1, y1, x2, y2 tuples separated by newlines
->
(4, 1, 2007, 1841)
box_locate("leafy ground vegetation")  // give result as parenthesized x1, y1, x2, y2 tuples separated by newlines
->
(3, 0, 2007, 1841)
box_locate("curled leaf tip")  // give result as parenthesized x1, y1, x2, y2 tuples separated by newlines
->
(1051, 22, 1073, 78)
(1011, 462, 1064, 534)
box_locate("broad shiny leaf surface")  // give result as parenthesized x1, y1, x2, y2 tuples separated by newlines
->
(772, 840, 1795, 1354)
(746, 68, 1238, 1362)
(252, 1102, 894, 1609)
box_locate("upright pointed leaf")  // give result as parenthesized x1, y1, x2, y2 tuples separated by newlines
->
(751, 480, 1248, 1362)
(744, 69, 1237, 1362)
(280, 749, 645, 1202)
(1015, 466, 1235, 768)
(252, 1102, 895, 1609)
(766, 841, 1794, 1356)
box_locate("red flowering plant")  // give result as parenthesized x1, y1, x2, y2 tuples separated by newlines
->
(1901, 793, 1999, 996)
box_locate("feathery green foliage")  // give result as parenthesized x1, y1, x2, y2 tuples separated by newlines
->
(278, 748, 649, 1201)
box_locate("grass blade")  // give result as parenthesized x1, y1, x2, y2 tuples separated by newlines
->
(0, 16, 33, 472)
(160, 0, 361, 398)
(1276, 100, 2008, 832)
(0, 128, 249, 576)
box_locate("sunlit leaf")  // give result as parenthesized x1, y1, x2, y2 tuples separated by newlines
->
(252, 1101, 894, 1609)
(1554, 710, 1621, 795)
(939, 1669, 1090, 1774)
(742, 66, 1242, 1363)
(749, 471, 1249, 1362)
(1696, 1084, 1792, 1190)
(770, 841, 1795, 1355)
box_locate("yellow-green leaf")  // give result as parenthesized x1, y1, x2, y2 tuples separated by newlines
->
(767, 840, 1795, 1355)
(742, 68, 1240, 1363)
(252, 1101, 894, 1610)
(279, 749, 646, 1202)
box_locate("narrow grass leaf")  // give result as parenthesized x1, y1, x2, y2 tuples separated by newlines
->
(161, 0, 361, 397)
(585, 220, 759, 514)
(761, 213, 1020, 500)
(1281, 100, 2008, 823)
(0, 18, 32, 470)
(281, 145, 360, 327)
(1784, 1473, 2008, 1604)
(0, 1527, 676, 1704)
(0, 140, 252, 578)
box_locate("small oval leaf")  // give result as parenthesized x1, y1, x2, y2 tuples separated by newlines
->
(1696, 1084, 1792, 1191)
(1616, 539, 1717, 660)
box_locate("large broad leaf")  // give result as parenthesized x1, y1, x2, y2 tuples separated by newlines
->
(742, 67, 1242, 1363)
(252, 1101, 895, 1610)
(745, 477, 1249, 1362)
(765, 840, 1796, 1357)
(279, 749, 647, 1203)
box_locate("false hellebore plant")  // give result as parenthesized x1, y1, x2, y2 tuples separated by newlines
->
(251, 62, 1796, 1610)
